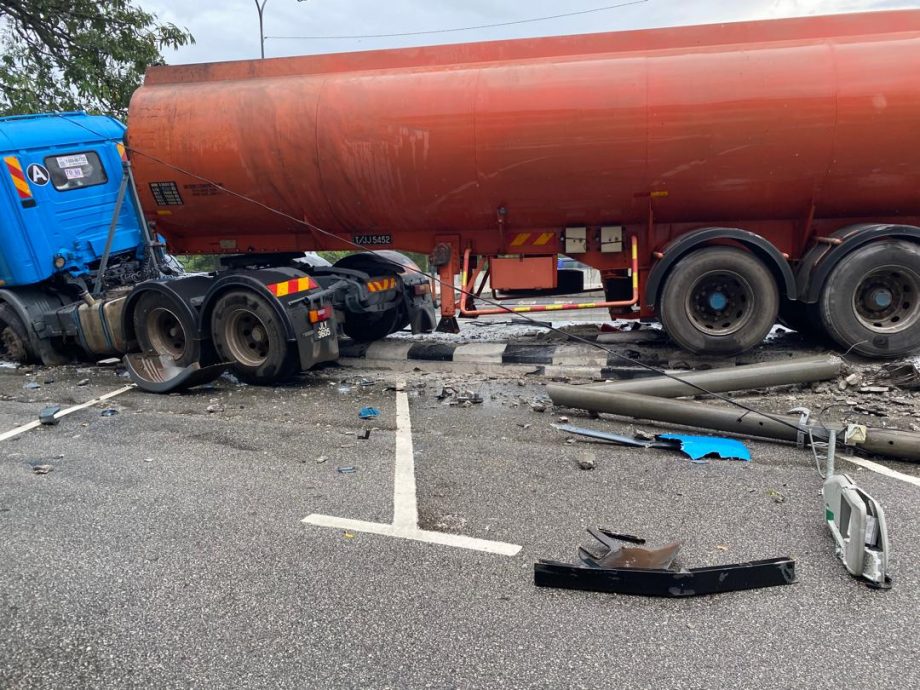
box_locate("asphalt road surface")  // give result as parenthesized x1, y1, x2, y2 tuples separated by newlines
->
(1, 359, 918, 689)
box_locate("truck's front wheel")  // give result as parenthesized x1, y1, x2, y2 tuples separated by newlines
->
(0, 304, 36, 363)
(211, 290, 297, 385)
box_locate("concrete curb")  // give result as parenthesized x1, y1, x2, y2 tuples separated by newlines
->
(339, 340, 656, 380)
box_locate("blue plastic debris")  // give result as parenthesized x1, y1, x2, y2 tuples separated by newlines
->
(657, 434, 751, 462)
(358, 406, 380, 419)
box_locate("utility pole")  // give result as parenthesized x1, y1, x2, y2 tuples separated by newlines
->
(257, 0, 309, 59)
(255, 0, 269, 59)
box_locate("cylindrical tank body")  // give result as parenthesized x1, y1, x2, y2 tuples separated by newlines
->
(128, 10, 920, 255)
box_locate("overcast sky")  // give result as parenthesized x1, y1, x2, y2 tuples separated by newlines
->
(142, 0, 915, 65)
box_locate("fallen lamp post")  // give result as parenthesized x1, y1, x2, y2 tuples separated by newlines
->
(546, 386, 920, 462)
(585, 354, 843, 395)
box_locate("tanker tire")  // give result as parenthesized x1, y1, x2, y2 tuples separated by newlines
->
(0, 304, 37, 363)
(819, 240, 920, 358)
(132, 291, 201, 368)
(211, 290, 297, 385)
(342, 308, 400, 342)
(659, 247, 778, 356)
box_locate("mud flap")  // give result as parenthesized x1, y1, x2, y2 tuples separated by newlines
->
(124, 353, 228, 394)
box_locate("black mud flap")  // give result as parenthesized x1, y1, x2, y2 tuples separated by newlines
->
(124, 353, 229, 394)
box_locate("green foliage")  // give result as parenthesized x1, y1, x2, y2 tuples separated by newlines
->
(177, 255, 222, 273)
(0, 1, 193, 117)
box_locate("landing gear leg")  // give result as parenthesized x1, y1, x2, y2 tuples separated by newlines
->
(435, 253, 460, 334)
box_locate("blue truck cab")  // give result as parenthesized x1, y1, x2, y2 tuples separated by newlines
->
(0, 112, 143, 287)
(0, 112, 153, 364)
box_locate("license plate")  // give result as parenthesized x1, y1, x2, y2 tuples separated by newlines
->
(315, 322, 332, 339)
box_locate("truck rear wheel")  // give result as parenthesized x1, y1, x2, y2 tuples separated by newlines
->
(342, 308, 401, 342)
(132, 291, 200, 368)
(659, 247, 778, 355)
(0, 304, 36, 363)
(819, 240, 920, 358)
(211, 290, 297, 385)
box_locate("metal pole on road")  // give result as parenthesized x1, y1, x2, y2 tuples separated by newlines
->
(546, 387, 920, 462)
(583, 355, 844, 396)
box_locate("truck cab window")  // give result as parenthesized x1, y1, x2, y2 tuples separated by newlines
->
(44, 151, 108, 191)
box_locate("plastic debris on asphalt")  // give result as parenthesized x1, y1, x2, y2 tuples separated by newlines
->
(358, 407, 380, 419)
(657, 434, 752, 462)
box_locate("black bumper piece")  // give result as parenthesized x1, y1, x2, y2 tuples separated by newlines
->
(534, 556, 797, 598)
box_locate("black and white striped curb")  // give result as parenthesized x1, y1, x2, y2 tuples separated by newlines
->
(338, 340, 654, 379)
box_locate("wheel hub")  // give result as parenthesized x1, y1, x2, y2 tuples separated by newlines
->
(854, 268, 920, 333)
(145, 307, 188, 360)
(686, 271, 754, 336)
(226, 310, 270, 366)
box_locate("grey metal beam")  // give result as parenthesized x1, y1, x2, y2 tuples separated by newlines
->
(584, 355, 843, 396)
(545, 387, 920, 462)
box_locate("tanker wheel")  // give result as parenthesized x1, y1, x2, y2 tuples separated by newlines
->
(819, 240, 920, 358)
(132, 291, 200, 368)
(659, 246, 778, 355)
(342, 308, 401, 342)
(211, 290, 297, 385)
(0, 304, 37, 363)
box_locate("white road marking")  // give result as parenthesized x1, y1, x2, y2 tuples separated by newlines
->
(840, 454, 920, 489)
(392, 390, 418, 529)
(0, 384, 135, 443)
(303, 391, 522, 556)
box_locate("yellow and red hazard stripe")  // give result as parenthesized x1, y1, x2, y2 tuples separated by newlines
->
(266, 276, 319, 298)
(4, 156, 32, 201)
(509, 232, 556, 249)
(367, 277, 397, 293)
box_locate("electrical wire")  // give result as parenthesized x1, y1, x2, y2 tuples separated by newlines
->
(54, 113, 818, 436)
(265, 1, 649, 40)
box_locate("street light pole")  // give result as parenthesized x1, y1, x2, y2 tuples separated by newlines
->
(255, 0, 269, 59)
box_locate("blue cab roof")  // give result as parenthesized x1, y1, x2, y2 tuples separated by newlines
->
(0, 112, 125, 153)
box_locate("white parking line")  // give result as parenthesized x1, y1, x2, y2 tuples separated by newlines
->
(303, 391, 522, 557)
(0, 384, 135, 443)
(840, 454, 920, 489)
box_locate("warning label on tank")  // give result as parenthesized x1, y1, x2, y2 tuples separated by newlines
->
(353, 234, 392, 246)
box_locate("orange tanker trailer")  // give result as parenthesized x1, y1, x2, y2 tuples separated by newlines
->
(128, 9, 920, 358)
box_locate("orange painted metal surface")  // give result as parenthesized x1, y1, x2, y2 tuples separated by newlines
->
(128, 10, 920, 270)
(459, 237, 640, 317)
(490, 256, 557, 291)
